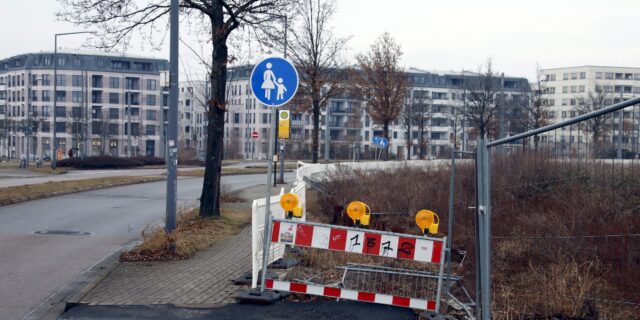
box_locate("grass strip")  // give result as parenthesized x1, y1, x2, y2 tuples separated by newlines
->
(0, 176, 163, 206)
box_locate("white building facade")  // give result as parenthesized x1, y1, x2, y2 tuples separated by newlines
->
(224, 66, 529, 160)
(540, 66, 640, 153)
(0, 51, 169, 159)
(178, 81, 208, 158)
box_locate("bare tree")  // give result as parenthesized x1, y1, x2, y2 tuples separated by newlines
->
(575, 84, 612, 156)
(517, 65, 551, 150)
(58, 0, 295, 218)
(401, 89, 415, 160)
(413, 97, 431, 159)
(287, 0, 347, 163)
(352, 32, 407, 160)
(461, 59, 500, 139)
(448, 103, 464, 151)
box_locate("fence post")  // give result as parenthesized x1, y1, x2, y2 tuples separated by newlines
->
(446, 148, 456, 300)
(476, 138, 492, 320)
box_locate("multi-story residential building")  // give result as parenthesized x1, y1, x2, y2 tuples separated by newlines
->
(540, 66, 640, 153)
(178, 81, 208, 158)
(224, 66, 530, 159)
(0, 51, 169, 159)
(0, 76, 7, 158)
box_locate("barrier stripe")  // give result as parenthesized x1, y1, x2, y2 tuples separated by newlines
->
(271, 220, 444, 264)
(265, 279, 437, 311)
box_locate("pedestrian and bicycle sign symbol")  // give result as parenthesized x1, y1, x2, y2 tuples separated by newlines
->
(250, 57, 299, 107)
(372, 136, 389, 148)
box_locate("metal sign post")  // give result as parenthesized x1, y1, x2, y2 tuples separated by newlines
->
(250, 56, 299, 293)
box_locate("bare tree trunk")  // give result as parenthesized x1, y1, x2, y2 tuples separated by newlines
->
(312, 97, 320, 163)
(383, 121, 389, 161)
(199, 35, 227, 218)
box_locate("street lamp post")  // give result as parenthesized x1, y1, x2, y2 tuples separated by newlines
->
(52, 31, 96, 169)
(26, 74, 44, 168)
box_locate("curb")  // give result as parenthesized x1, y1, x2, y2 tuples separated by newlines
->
(0, 177, 165, 207)
(22, 245, 127, 320)
(63, 247, 126, 312)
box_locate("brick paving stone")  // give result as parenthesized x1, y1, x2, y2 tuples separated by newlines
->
(80, 226, 252, 307)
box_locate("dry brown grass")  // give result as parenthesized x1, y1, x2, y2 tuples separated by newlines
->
(313, 155, 640, 318)
(29, 167, 68, 175)
(0, 176, 163, 205)
(0, 161, 19, 168)
(120, 206, 251, 261)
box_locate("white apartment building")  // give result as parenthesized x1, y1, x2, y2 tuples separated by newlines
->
(224, 66, 530, 160)
(0, 78, 6, 158)
(540, 66, 640, 153)
(0, 51, 169, 159)
(178, 81, 208, 157)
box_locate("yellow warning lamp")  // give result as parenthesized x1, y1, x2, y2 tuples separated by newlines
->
(415, 210, 440, 235)
(292, 206, 303, 218)
(346, 201, 370, 227)
(280, 193, 299, 219)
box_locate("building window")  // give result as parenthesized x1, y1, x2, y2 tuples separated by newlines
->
(42, 74, 51, 86)
(562, 73, 569, 80)
(109, 93, 119, 104)
(146, 110, 157, 121)
(109, 108, 119, 119)
(55, 122, 66, 133)
(146, 94, 156, 106)
(579, 72, 586, 79)
(72, 91, 82, 102)
(55, 75, 66, 86)
(146, 125, 156, 135)
(571, 73, 577, 80)
(109, 77, 120, 89)
(234, 113, 240, 123)
(55, 91, 66, 102)
(146, 79, 157, 91)
(72, 75, 83, 87)
(562, 86, 568, 93)
(596, 72, 603, 79)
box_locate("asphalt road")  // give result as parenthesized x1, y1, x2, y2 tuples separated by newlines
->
(0, 173, 294, 320)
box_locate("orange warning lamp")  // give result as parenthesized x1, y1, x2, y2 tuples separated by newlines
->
(346, 201, 370, 226)
(280, 193, 299, 219)
(415, 210, 439, 235)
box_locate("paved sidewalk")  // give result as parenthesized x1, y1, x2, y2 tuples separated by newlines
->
(79, 225, 251, 307)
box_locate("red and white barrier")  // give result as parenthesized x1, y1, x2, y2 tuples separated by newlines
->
(271, 220, 444, 264)
(266, 279, 438, 311)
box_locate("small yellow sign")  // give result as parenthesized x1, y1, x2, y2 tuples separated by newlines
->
(278, 110, 290, 139)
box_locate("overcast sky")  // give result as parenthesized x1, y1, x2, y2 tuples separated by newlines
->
(1, 0, 639, 80)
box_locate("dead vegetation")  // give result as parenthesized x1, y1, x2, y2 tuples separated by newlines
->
(120, 207, 250, 261)
(121, 185, 247, 261)
(312, 155, 640, 318)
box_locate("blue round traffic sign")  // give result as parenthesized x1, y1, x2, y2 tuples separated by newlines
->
(250, 57, 299, 107)
(372, 136, 388, 148)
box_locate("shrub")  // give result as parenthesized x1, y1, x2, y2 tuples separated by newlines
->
(57, 156, 144, 169)
(131, 156, 165, 166)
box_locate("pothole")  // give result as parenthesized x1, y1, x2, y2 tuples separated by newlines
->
(34, 230, 93, 236)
